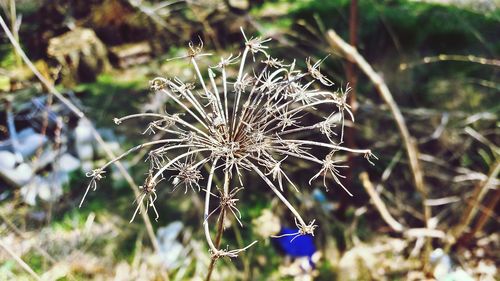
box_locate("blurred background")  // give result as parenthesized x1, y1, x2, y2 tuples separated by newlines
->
(0, 0, 498, 280)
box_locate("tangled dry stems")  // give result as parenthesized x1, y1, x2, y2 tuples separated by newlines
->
(80, 27, 375, 259)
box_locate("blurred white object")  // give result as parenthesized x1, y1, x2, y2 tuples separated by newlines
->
(431, 248, 452, 279)
(155, 221, 185, 270)
(75, 119, 94, 143)
(3, 163, 33, 187)
(20, 172, 66, 205)
(252, 209, 281, 238)
(17, 128, 48, 158)
(0, 151, 16, 170)
(75, 119, 94, 172)
(443, 269, 474, 281)
(279, 252, 321, 281)
(57, 153, 81, 172)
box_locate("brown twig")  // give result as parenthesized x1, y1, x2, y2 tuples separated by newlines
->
(469, 188, 500, 235)
(0, 16, 161, 256)
(205, 170, 231, 281)
(326, 29, 432, 268)
(205, 209, 226, 281)
(453, 160, 500, 244)
(345, 0, 358, 189)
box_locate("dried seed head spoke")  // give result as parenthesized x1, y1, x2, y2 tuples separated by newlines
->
(271, 218, 318, 242)
(319, 114, 339, 143)
(264, 157, 298, 192)
(364, 151, 378, 166)
(276, 109, 304, 132)
(210, 241, 258, 260)
(241, 27, 271, 59)
(233, 73, 255, 92)
(170, 77, 195, 95)
(213, 186, 245, 227)
(309, 151, 351, 195)
(213, 53, 241, 69)
(130, 172, 161, 223)
(306, 56, 334, 86)
(150, 77, 169, 91)
(261, 56, 286, 68)
(146, 150, 165, 170)
(171, 164, 203, 193)
(79, 169, 106, 208)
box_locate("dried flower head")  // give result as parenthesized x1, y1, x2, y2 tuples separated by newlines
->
(81, 28, 375, 259)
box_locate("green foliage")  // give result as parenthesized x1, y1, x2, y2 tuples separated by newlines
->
(317, 259, 337, 280)
(25, 254, 44, 274)
(0, 45, 16, 68)
(74, 73, 150, 126)
(0, 260, 15, 276)
(291, 0, 499, 52)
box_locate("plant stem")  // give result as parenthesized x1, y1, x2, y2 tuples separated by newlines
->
(205, 209, 226, 281)
(205, 169, 230, 281)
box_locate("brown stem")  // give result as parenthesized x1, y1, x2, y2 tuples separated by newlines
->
(453, 160, 500, 245)
(345, 0, 358, 198)
(205, 170, 231, 281)
(205, 210, 226, 281)
(470, 188, 500, 233)
(458, 187, 500, 246)
(346, 0, 358, 112)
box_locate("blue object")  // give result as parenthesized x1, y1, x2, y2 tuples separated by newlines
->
(312, 188, 327, 203)
(273, 227, 316, 258)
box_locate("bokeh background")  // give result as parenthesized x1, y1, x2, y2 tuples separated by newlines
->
(0, 0, 498, 280)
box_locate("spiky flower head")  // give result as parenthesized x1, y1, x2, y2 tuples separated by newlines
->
(81, 28, 375, 258)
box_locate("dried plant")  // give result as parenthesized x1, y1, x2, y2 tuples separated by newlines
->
(80, 28, 375, 278)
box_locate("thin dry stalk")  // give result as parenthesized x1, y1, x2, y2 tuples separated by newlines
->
(359, 173, 451, 245)
(453, 160, 500, 243)
(326, 29, 432, 269)
(400, 54, 500, 70)
(205, 210, 226, 281)
(0, 212, 56, 264)
(0, 240, 42, 281)
(469, 188, 500, 236)
(0, 16, 162, 255)
(344, 0, 359, 189)
(359, 172, 404, 232)
(0, 212, 79, 281)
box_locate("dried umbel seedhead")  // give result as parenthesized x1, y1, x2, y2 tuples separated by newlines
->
(80, 28, 375, 259)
